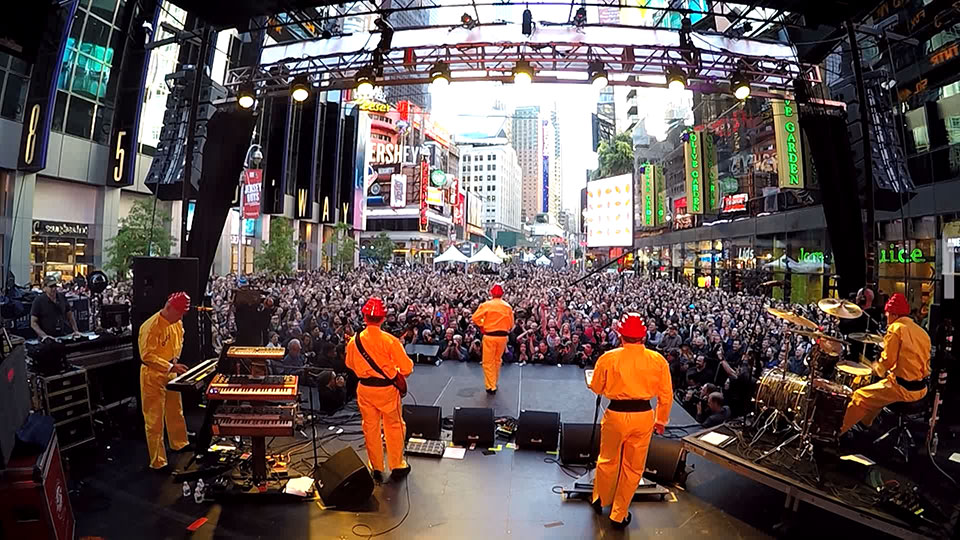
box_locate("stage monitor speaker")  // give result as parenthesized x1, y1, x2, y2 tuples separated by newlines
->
(132, 257, 200, 363)
(516, 410, 560, 452)
(560, 422, 601, 466)
(643, 436, 686, 485)
(403, 405, 441, 440)
(317, 447, 373, 508)
(452, 407, 494, 448)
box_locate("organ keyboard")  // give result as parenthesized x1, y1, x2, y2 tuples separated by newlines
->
(226, 347, 285, 360)
(167, 358, 219, 393)
(205, 374, 299, 402)
(212, 405, 296, 437)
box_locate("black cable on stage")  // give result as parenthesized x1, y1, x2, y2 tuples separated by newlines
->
(351, 480, 412, 539)
(928, 439, 958, 487)
(544, 457, 586, 479)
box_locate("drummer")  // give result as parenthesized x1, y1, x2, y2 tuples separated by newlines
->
(840, 293, 931, 434)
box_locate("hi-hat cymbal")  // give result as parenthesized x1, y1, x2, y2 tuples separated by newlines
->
(848, 332, 884, 346)
(818, 298, 864, 319)
(766, 307, 817, 329)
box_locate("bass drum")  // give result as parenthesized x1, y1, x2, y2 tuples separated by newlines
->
(754, 369, 808, 420)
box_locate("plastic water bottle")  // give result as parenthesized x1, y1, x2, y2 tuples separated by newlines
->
(194, 479, 205, 503)
(182, 481, 192, 498)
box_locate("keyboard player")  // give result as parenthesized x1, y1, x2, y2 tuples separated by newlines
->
(139, 292, 192, 470)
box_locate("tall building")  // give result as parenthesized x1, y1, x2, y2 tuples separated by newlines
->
(379, 0, 431, 110)
(459, 141, 522, 232)
(549, 109, 562, 219)
(512, 106, 542, 223)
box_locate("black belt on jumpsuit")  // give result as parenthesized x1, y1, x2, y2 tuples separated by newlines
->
(359, 377, 394, 387)
(484, 331, 509, 337)
(896, 377, 928, 392)
(607, 399, 652, 412)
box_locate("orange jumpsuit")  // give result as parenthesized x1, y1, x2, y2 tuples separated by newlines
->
(139, 311, 190, 469)
(589, 343, 673, 523)
(471, 298, 514, 391)
(345, 325, 414, 472)
(841, 316, 930, 433)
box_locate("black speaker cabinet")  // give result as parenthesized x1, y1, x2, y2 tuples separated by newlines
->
(643, 436, 686, 485)
(132, 257, 200, 363)
(516, 410, 560, 452)
(560, 422, 601, 465)
(452, 407, 494, 448)
(403, 405, 441, 440)
(317, 447, 373, 508)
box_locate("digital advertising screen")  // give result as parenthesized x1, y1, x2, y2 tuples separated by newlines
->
(585, 173, 634, 248)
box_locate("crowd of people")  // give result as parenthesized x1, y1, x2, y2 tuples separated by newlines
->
(158, 266, 863, 424)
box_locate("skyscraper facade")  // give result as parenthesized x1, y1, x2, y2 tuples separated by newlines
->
(512, 106, 542, 223)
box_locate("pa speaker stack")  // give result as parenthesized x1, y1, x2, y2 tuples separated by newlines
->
(316, 447, 373, 508)
(516, 410, 560, 452)
(452, 407, 494, 448)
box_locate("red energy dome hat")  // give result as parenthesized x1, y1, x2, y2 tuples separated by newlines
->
(166, 292, 191, 312)
(362, 297, 387, 318)
(884, 293, 910, 317)
(616, 313, 647, 340)
(490, 284, 504, 297)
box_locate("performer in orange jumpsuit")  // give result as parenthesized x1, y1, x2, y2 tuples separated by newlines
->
(139, 292, 191, 470)
(471, 284, 514, 394)
(346, 297, 414, 482)
(588, 313, 672, 529)
(841, 293, 931, 433)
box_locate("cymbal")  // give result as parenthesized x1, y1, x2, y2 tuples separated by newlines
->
(766, 307, 818, 330)
(848, 332, 884, 346)
(788, 328, 849, 346)
(837, 359, 873, 374)
(818, 298, 864, 319)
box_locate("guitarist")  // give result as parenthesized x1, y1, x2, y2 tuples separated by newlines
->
(345, 297, 414, 483)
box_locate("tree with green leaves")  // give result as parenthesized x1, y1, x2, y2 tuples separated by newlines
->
(254, 216, 296, 275)
(103, 198, 175, 280)
(593, 131, 634, 179)
(367, 233, 395, 267)
(323, 222, 356, 272)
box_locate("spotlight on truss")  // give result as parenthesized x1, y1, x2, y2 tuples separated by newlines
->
(573, 7, 587, 28)
(461, 13, 478, 29)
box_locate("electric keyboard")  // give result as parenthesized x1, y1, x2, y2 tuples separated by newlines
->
(212, 405, 296, 437)
(167, 358, 219, 393)
(205, 374, 299, 401)
(226, 347, 285, 360)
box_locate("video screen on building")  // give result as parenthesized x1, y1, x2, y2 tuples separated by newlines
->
(585, 173, 634, 248)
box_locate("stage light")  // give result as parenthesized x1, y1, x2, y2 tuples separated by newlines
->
(731, 70, 751, 100)
(588, 61, 608, 89)
(573, 7, 587, 28)
(236, 81, 255, 109)
(666, 66, 687, 92)
(522, 8, 534, 36)
(430, 61, 451, 88)
(355, 66, 375, 95)
(290, 75, 310, 102)
(512, 59, 534, 85)
(461, 13, 477, 29)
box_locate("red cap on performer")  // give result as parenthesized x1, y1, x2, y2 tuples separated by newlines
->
(490, 284, 504, 298)
(884, 293, 910, 317)
(166, 291, 191, 312)
(362, 297, 386, 318)
(616, 313, 646, 340)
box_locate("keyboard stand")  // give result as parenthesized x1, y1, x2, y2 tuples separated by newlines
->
(252, 436, 267, 484)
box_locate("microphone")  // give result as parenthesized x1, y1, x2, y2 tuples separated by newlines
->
(196, 306, 215, 312)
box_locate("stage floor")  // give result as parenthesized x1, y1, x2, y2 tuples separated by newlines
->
(69, 361, 912, 539)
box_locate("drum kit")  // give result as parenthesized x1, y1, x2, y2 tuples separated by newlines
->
(751, 298, 885, 461)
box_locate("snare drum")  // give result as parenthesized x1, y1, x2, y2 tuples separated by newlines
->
(809, 341, 842, 379)
(754, 369, 808, 419)
(808, 379, 852, 442)
(835, 361, 874, 392)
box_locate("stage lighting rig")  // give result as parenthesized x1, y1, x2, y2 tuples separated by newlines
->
(573, 7, 587, 29)
(236, 81, 255, 109)
(522, 8, 534, 36)
(512, 59, 534, 85)
(461, 13, 478, 29)
(430, 61, 451, 88)
(588, 62, 608, 89)
(665, 66, 687, 92)
(730, 69, 751, 100)
(290, 75, 310, 102)
(355, 66, 376, 95)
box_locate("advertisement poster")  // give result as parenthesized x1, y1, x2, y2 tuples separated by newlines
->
(390, 173, 406, 207)
(419, 160, 428, 232)
(242, 169, 262, 219)
(772, 98, 805, 189)
(585, 173, 633, 247)
(684, 130, 703, 214)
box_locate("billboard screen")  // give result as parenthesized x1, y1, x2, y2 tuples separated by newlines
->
(585, 173, 633, 248)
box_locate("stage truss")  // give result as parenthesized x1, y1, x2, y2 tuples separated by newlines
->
(225, 22, 818, 95)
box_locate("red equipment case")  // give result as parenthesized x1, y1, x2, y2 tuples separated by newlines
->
(0, 431, 75, 540)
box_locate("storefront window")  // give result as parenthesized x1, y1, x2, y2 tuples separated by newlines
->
(30, 236, 89, 285)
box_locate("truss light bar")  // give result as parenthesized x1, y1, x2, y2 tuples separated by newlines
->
(356, 66, 376, 95)
(731, 70, 751, 100)
(666, 66, 687, 92)
(237, 81, 255, 109)
(429, 61, 451, 88)
(290, 75, 310, 102)
(512, 59, 534, 85)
